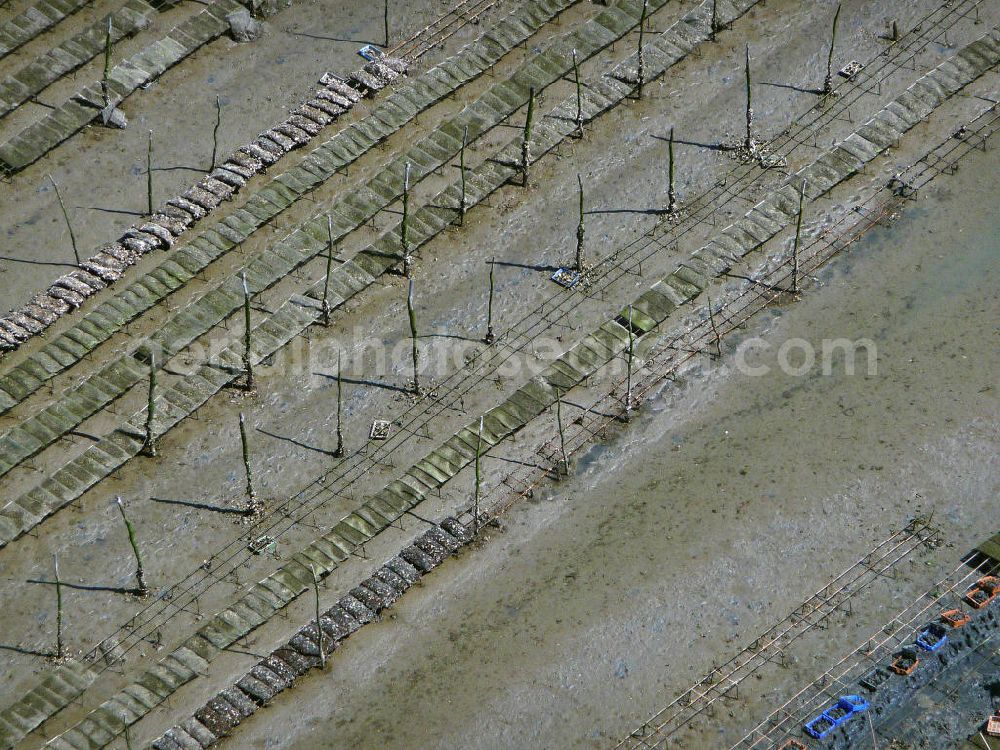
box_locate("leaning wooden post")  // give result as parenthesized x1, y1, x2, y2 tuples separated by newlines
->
(625, 305, 635, 418)
(473, 415, 483, 535)
(710, 0, 719, 41)
(824, 4, 842, 95)
(102, 17, 112, 106)
(211, 95, 222, 170)
(401, 162, 412, 277)
(146, 130, 154, 216)
(791, 179, 806, 294)
(239, 412, 260, 515)
(142, 351, 157, 457)
(707, 294, 722, 358)
(556, 392, 569, 476)
(115, 497, 148, 596)
(521, 87, 535, 187)
(53, 554, 64, 659)
(459, 125, 468, 225)
(310, 566, 326, 668)
(47, 175, 80, 265)
(484, 256, 495, 344)
(667, 126, 677, 213)
(744, 44, 754, 152)
(575, 174, 585, 275)
(573, 48, 583, 137)
(406, 278, 419, 394)
(334, 349, 344, 457)
(322, 216, 335, 326)
(383, 0, 390, 47)
(636, 0, 648, 98)
(241, 271, 255, 390)
(124, 719, 133, 750)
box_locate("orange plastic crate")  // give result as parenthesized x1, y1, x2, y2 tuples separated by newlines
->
(965, 585, 997, 610)
(940, 609, 971, 628)
(977, 575, 999, 594)
(890, 651, 919, 676)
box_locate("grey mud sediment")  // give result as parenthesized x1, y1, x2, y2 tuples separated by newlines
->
(0, 1, 988, 750)
(23, 3, 761, 748)
(90, 18, 1000, 750)
(224, 94, 1000, 750)
(0, 0, 595, 547)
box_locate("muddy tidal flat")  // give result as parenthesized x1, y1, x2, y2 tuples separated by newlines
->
(0, 1, 997, 749)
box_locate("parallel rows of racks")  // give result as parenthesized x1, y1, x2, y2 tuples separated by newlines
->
(777, 575, 1000, 749)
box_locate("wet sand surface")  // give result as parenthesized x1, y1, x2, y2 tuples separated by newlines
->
(224, 134, 999, 749)
(0, 0, 997, 746)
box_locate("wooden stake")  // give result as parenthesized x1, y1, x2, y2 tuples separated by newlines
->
(53, 554, 64, 659)
(575, 173, 585, 274)
(124, 719, 133, 750)
(383, 0, 389, 48)
(142, 351, 157, 457)
(556, 392, 569, 475)
(310, 565, 325, 668)
(484, 256, 495, 344)
(710, 0, 719, 41)
(239, 412, 258, 512)
(792, 179, 806, 294)
(625, 305, 635, 418)
(459, 125, 468, 224)
(146, 130, 154, 216)
(521, 87, 535, 187)
(473, 415, 483, 535)
(637, 0, 647, 98)
(211, 95, 222, 171)
(744, 44, 754, 152)
(115, 497, 148, 596)
(573, 48, 583, 137)
(707, 294, 722, 358)
(407, 278, 419, 394)
(322, 215, 334, 325)
(401, 162, 412, 277)
(47, 174, 79, 265)
(824, 4, 842, 94)
(334, 350, 344, 457)
(103, 17, 112, 106)
(241, 271, 254, 390)
(667, 126, 677, 213)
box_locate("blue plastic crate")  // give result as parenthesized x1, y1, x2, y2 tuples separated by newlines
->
(916, 625, 948, 652)
(805, 695, 869, 738)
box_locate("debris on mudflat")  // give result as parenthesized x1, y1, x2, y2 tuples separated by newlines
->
(100, 105, 128, 129)
(248, 535, 276, 555)
(370, 420, 391, 440)
(839, 60, 863, 80)
(358, 44, 381, 62)
(551, 268, 581, 289)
